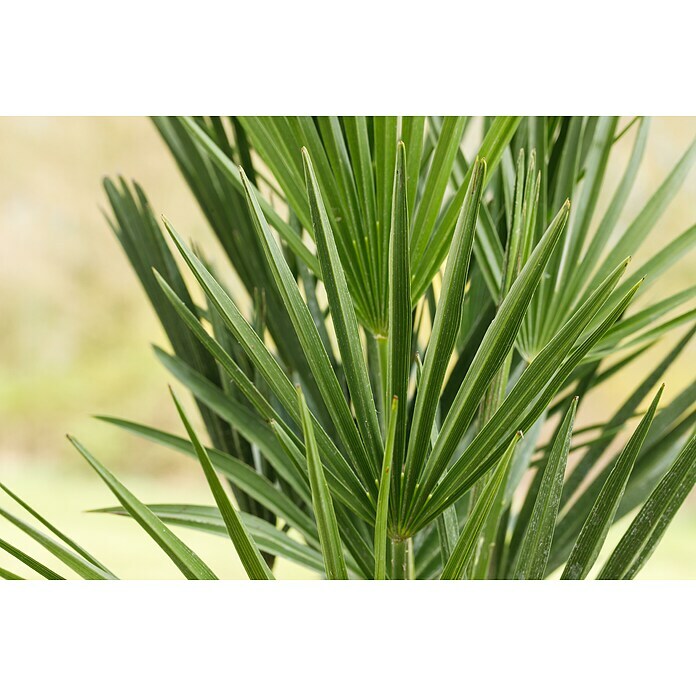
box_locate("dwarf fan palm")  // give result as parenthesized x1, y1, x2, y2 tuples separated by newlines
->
(1, 116, 694, 580)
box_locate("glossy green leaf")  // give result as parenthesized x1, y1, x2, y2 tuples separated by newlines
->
(412, 200, 572, 521)
(303, 148, 383, 467)
(239, 168, 375, 488)
(417, 275, 642, 530)
(387, 142, 412, 484)
(177, 116, 319, 275)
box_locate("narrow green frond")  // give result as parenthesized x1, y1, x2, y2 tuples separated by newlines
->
(0, 566, 24, 580)
(375, 397, 399, 580)
(302, 148, 384, 467)
(170, 389, 274, 580)
(96, 504, 327, 575)
(400, 158, 486, 524)
(411, 117, 468, 264)
(69, 436, 218, 580)
(412, 116, 521, 299)
(0, 537, 64, 580)
(239, 168, 376, 488)
(562, 385, 663, 579)
(414, 200, 572, 521)
(99, 416, 317, 542)
(163, 221, 372, 517)
(561, 326, 695, 507)
(441, 433, 520, 580)
(0, 481, 112, 574)
(387, 142, 412, 490)
(418, 275, 643, 530)
(598, 431, 696, 580)
(513, 398, 578, 580)
(297, 388, 348, 580)
(589, 137, 696, 295)
(0, 506, 115, 580)
(177, 116, 320, 274)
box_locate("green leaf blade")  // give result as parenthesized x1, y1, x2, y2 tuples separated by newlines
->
(375, 397, 399, 580)
(440, 433, 520, 580)
(598, 431, 696, 580)
(297, 388, 348, 580)
(512, 398, 578, 580)
(69, 436, 217, 580)
(170, 389, 274, 580)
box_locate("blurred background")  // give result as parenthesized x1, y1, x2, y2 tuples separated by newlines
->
(0, 117, 694, 579)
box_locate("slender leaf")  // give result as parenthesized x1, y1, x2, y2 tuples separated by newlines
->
(0, 481, 112, 574)
(170, 389, 274, 579)
(96, 504, 327, 575)
(297, 388, 348, 580)
(598, 432, 696, 580)
(441, 433, 520, 580)
(0, 537, 64, 580)
(400, 159, 486, 522)
(413, 200, 572, 519)
(0, 507, 114, 580)
(375, 397, 399, 580)
(69, 436, 217, 580)
(562, 386, 663, 579)
(513, 398, 578, 580)
(303, 148, 383, 466)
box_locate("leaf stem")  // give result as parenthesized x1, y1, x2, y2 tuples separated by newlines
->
(390, 537, 414, 580)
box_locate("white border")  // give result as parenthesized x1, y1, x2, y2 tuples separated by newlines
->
(2, 2, 695, 114)
(1, 582, 692, 694)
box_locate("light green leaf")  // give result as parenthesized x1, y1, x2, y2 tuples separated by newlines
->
(589, 136, 696, 295)
(387, 142, 412, 485)
(513, 398, 578, 580)
(297, 388, 348, 580)
(177, 116, 319, 274)
(598, 431, 696, 580)
(0, 566, 24, 580)
(413, 200, 572, 520)
(0, 481, 112, 575)
(170, 389, 274, 579)
(96, 504, 326, 575)
(162, 220, 371, 519)
(239, 168, 376, 488)
(417, 275, 642, 530)
(302, 148, 383, 467)
(562, 385, 663, 579)
(410, 117, 468, 264)
(0, 537, 64, 580)
(441, 433, 520, 580)
(400, 158, 486, 523)
(0, 506, 115, 580)
(375, 397, 399, 580)
(69, 436, 217, 580)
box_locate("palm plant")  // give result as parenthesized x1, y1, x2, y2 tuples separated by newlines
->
(1, 116, 695, 580)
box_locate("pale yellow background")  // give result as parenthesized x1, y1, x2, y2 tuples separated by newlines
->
(0, 117, 694, 578)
